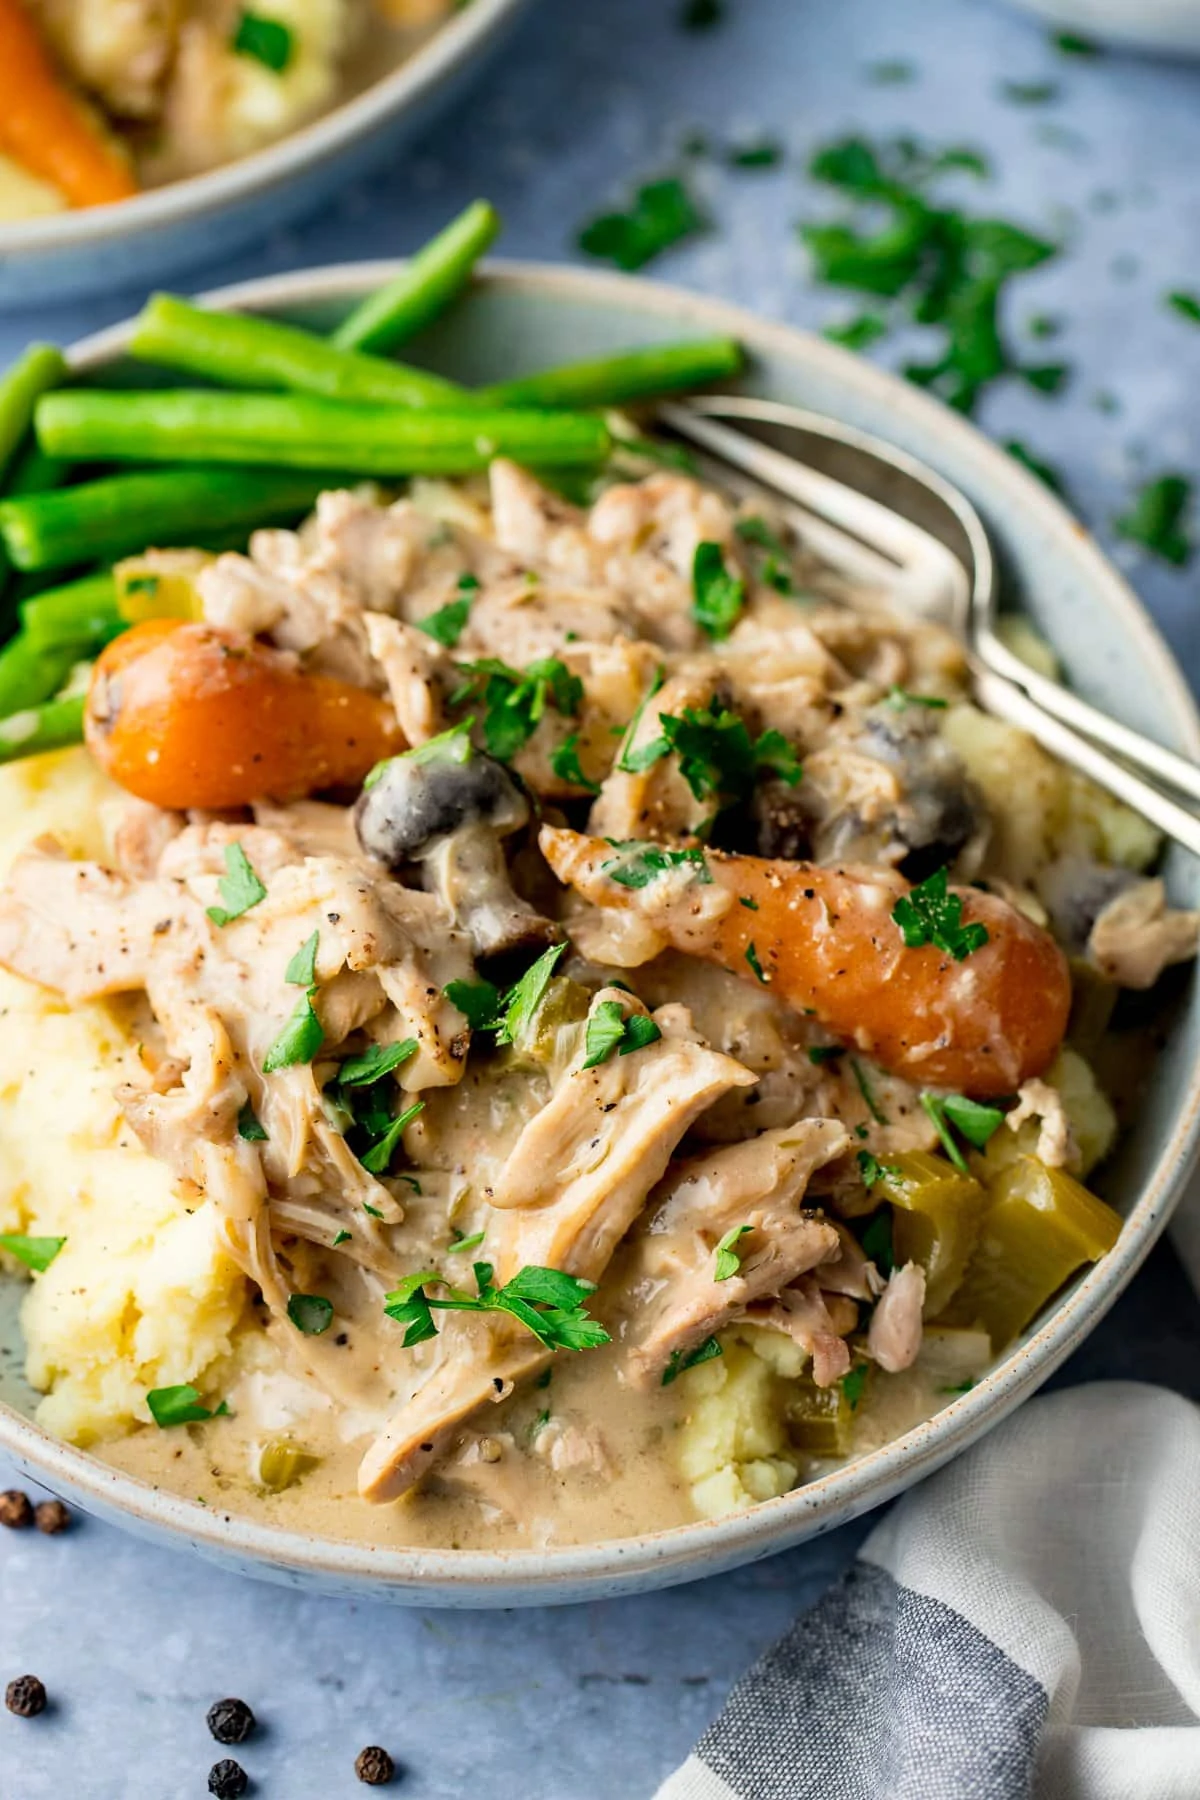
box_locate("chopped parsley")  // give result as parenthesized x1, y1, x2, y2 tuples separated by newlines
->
(236, 1101, 268, 1142)
(262, 993, 323, 1072)
(146, 1384, 228, 1428)
(680, 0, 722, 26)
(866, 59, 914, 84)
(860, 1209, 895, 1274)
(444, 977, 503, 1029)
(892, 866, 989, 960)
(824, 313, 889, 351)
(448, 1229, 486, 1254)
(495, 943, 568, 1047)
(1114, 474, 1193, 566)
(745, 942, 769, 983)
(231, 9, 294, 72)
(603, 841, 711, 890)
(740, 895, 759, 911)
(615, 666, 666, 771)
(626, 704, 802, 812)
(206, 842, 267, 927)
(1052, 30, 1100, 54)
(452, 656, 583, 762)
(578, 177, 706, 270)
(886, 686, 946, 710)
(692, 540, 746, 639)
(841, 1363, 869, 1410)
(549, 731, 600, 793)
(1005, 439, 1068, 497)
(285, 929, 319, 988)
(799, 133, 1058, 414)
(807, 1043, 844, 1066)
(922, 1091, 1005, 1174)
(662, 1336, 723, 1385)
(851, 1059, 889, 1125)
(0, 1232, 65, 1273)
(728, 139, 783, 170)
(419, 597, 472, 648)
(332, 1229, 351, 1247)
(857, 1149, 903, 1189)
(941, 1377, 976, 1395)
(999, 79, 1060, 104)
(360, 1100, 424, 1176)
(733, 515, 795, 592)
(384, 1263, 610, 1353)
(581, 1000, 662, 1069)
(363, 719, 473, 793)
(337, 1039, 418, 1086)
(287, 1293, 333, 1336)
(713, 1224, 752, 1281)
(1168, 291, 1200, 325)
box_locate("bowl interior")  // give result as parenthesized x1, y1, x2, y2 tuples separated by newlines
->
(2, 262, 1198, 1604)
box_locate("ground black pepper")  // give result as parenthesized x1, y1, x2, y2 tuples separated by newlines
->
(207, 1758, 249, 1798)
(5, 1675, 47, 1718)
(33, 1499, 70, 1535)
(207, 1697, 256, 1744)
(0, 1489, 32, 1529)
(355, 1744, 395, 1785)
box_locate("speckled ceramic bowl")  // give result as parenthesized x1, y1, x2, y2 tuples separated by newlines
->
(0, 0, 529, 309)
(1, 263, 1197, 1605)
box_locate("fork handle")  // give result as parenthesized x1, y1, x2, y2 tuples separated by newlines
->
(971, 662, 1200, 860)
(977, 626, 1200, 808)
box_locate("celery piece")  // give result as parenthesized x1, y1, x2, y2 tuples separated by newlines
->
(873, 1150, 987, 1317)
(942, 1156, 1122, 1349)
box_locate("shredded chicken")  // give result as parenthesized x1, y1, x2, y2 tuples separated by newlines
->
(613, 1121, 848, 1387)
(867, 1263, 927, 1373)
(1087, 878, 1200, 989)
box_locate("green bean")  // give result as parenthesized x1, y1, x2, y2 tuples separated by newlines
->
(5, 439, 69, 498)
(20, 573, 119, 651)
(331, 200, 500, 355)
(0, 693, 86, 763)
(131, 294, 466, 408)
(477, 337, 745, 409)
(0, 635, 87, 718)
(0, 466, 333, 573)
(35, 392, 611, 478)
(0, 345, 68, 481)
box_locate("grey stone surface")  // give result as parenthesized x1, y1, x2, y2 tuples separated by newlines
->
(1, 2, 1199, 1793)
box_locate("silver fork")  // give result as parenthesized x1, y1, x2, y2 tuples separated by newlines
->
(657, 396, 1200, 861)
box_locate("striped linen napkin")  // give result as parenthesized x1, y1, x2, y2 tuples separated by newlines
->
(655, 1380, 1200, 1799)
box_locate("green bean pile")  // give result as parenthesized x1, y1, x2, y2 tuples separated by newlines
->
(0, 197, 744, 767)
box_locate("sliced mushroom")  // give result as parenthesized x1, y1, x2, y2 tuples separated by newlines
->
(354, 734, 557, 958)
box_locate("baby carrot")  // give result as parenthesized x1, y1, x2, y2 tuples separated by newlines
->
(0, 0, 137, 209)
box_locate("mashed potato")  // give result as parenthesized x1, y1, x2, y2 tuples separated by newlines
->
(0, 750, 246, 1445)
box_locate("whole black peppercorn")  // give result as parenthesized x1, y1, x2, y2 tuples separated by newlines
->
(0, 1490, 33, 1529)
(207, 1759, 248, 1799)
(206, 1697, 256, 1744)
(355, 1744, 395, 1786)
(6, 1675, 47, 1718)
(33, 1499, 70, 1536)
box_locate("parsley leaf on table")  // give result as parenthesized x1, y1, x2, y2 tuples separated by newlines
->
(1168, 291, 1200, 325)
(799, 133, 1059, 414)
(892, 867, 989, 960)
(1114, 474, 1193, 566)
(578, 177, 706, 271)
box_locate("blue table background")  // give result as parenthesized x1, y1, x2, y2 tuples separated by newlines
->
(3, 2, 1200, 1793)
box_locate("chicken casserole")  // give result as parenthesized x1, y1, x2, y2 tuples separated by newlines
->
(0, 453, 1193, 1550)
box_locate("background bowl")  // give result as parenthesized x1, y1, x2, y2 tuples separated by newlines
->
(1, 260, 1197, 1605)
(0, 0, 530, 310)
